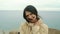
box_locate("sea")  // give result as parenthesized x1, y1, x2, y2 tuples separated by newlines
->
(0, 10, 60, 34)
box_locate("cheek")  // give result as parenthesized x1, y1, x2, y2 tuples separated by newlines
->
(32, 15, 36, 19)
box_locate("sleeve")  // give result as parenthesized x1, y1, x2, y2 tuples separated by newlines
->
(40, 19, 48, 34)
(44, 24, 48, 34)
(41, 24, 48, 34)
(20, 26, 25, 34)
(19, 23, 25, 34)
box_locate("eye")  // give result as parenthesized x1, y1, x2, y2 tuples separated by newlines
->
(30, 13, 33, 15)
(26, 15, 29, 17)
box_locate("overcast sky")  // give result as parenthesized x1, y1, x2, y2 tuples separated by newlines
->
(0, 0, 60, 11)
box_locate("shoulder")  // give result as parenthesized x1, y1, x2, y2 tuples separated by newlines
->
(41, 23, 48, 32)
(40, 23, 48, 30)
(40, 23, 48, 34)
(20, 22, 28, 29)
(42, 23, 48, 28)
(19, 22, 28, 33)
(39, 19, 48, 34)
(39, 19, 48, 28)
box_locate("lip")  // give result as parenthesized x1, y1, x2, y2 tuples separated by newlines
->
(28, 18, 33, 20)
(30, 19, 34, 22)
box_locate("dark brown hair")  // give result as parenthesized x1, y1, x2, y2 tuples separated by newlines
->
(23, 5, 40, 22)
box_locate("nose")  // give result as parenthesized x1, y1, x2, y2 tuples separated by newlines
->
(28, 15, 32, 19)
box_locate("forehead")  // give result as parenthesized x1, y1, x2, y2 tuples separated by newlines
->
(25, 11, 32, 15)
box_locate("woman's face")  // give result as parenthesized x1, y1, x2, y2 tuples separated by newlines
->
(25, 11, 37, 23)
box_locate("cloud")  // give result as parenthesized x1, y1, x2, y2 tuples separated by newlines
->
(0, 0, 60, 11)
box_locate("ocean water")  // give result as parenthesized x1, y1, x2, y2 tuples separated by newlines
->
(0, 10, 60, 34)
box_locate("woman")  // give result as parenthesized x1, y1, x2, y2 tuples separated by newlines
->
(19, 5, 48, 34)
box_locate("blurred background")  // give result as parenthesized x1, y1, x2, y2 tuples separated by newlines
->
(0, 0, 60, 34)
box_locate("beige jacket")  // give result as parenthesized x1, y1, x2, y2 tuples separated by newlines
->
(19, 19, 48, 34)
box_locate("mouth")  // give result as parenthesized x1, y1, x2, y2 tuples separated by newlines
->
(28, 19, 35, 22)
(28, 19, 33, 21)
(28, 17, 35, 21)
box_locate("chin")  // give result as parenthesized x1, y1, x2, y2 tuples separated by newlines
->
(29, 20, 35, 23)
(31, 21, 35, 23)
